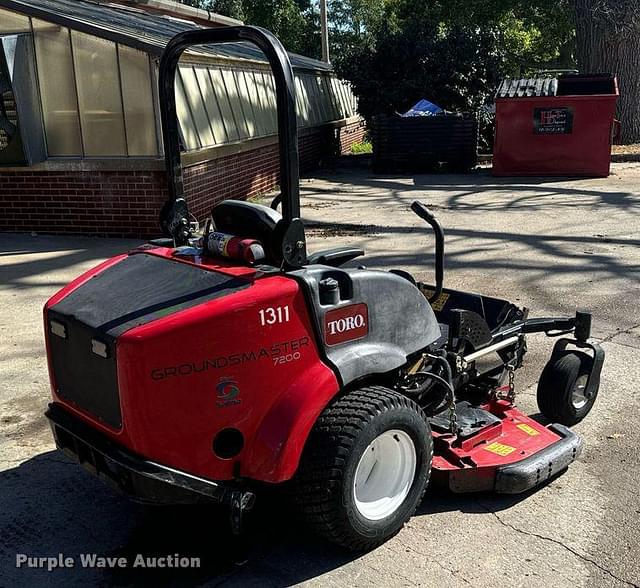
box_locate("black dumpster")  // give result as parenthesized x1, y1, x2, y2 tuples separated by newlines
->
(371, 112, 478, 173)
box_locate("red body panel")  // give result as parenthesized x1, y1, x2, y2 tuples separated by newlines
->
(45, 249, 340, 483)
(493, 93, 618, 177)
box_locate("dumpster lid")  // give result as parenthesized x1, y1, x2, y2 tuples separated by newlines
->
(496, 77, 558, 99)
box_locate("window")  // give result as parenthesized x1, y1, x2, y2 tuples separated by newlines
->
(233, 69, 256, 138)
(26, 13, 360, 158)
(244, 70, 267, 137)
(194, 65, 226, 144)
(295, 75, 310, 127)
(175, 71, 201, 151)
(209, 67, 238, 142)
(118, 45, 157, 156)
(255, 71, 277, 133)
(32, 19, 82, 156)
(222, 68, 249, 139)
(71, 31, 126, 156)
(264, 73, 278, 130)
(179, 65, 215, 148)
(0, 8, 30, 34)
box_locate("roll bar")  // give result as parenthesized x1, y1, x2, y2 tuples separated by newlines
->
(158, 26, 303, 257)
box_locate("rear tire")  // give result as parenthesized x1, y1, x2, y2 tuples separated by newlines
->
(291, 386, 432, 551)
(537, 350, 596, 426)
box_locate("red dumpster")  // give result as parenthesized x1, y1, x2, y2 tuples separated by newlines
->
(493, 74, 619, 177)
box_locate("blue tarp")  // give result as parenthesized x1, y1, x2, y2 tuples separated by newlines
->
(402, 98, 443, 117)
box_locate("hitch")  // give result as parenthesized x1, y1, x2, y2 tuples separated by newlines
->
(229, 490, 256, 535)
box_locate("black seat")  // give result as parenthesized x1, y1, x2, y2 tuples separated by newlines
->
(212, 200, 365, 267)
(212, 200, 281, 244)
(212, 200, 283, 262)
(307, 247, 364, 267)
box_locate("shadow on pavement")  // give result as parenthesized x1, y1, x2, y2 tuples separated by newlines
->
(0, 233, 141, 292)
(0, 451, 356, 587)
(0, 448, 545, 587)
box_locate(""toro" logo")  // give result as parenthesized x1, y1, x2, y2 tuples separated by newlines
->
(324, 303, 369, 346)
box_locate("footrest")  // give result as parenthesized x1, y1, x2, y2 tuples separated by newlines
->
(494, 423, 583, 494)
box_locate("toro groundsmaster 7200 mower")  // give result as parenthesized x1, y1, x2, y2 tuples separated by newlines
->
(44, 26, 604, 551)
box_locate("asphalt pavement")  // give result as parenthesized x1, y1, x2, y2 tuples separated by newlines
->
(1, 162, 639, 587)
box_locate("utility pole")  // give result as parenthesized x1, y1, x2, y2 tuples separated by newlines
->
(320, 0, 330, 63)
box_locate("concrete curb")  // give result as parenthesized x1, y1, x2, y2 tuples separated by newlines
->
(478, 153, 640, 164)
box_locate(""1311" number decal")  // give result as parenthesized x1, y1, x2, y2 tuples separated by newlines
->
(259, 305, 290, 326)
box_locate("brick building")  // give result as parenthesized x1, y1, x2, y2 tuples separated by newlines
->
(0, 0, 365, 237)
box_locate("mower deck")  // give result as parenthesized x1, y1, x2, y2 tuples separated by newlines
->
(431, 401, 583, 493)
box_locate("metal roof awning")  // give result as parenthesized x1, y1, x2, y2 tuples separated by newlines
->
(496, 78, 559, 99)
(0, 0, 333, 72)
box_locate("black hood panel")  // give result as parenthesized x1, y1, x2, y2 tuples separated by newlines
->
(50, 253, 250, 339)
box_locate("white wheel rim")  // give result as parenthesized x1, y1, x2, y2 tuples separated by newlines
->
(572, 374, 589, 409)
(353, 429, 417, 521)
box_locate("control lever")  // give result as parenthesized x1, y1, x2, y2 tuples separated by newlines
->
(411, 201, 444, 304)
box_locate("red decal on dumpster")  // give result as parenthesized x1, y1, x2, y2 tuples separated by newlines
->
(324, 304, 369, 346)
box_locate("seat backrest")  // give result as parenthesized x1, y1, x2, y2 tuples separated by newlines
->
(212, 200, 283, 262)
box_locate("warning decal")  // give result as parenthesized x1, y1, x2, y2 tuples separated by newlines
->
(420, 288, 449, 311)
(484, 442, 516, 456)
(517, 423, 540, 436)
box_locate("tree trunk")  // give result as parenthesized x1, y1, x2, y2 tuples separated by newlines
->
(575, 0, 640, 143)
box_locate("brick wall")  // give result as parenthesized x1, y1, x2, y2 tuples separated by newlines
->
(0, 118, 365, 238)
(337, 118, 366, 153)
(0, 171, 167, 237)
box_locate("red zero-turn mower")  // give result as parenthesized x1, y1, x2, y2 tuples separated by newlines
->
(44, 27, 605, 551)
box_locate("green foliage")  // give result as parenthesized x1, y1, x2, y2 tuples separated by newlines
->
(335, 19, 506, 121)
(333, 0, 575, 122)
(211, 0, 245, 20)
(350, 140, 372, 154)
(179, 0, 214, 8)
(189, 0, 321, 57)
(241, 0, 319, 57)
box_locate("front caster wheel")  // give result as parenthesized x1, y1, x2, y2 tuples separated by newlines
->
(537, 350, 597, 426)
(292, 386, 432, 551)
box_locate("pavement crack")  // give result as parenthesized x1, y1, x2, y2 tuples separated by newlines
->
(601, 338, 640, 351)
(601, 322, 640, 347)
(396, 536, 472, 585)
(478, 502, 638, 587)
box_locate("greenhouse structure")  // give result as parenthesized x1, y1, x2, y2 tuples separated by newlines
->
(0, 0, 364, 236)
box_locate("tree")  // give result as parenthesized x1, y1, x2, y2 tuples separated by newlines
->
(327, 0, 387, 50)
(242, 0, 319, 57)
(575, 0, 640, 143)
(179, 0, 214, 8)
(336, 17, 507, 122)
(178, 0, 581, 140)
(211, 0, 245, 20)
(208, 0, 320, 57)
